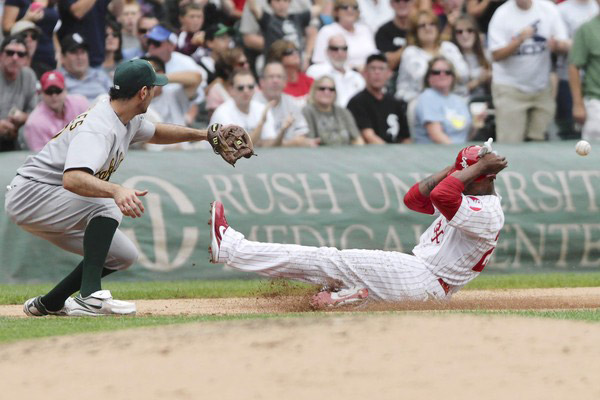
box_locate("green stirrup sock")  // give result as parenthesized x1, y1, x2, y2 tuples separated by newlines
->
(41, 263, 116, 312)
(79, 216, 119, 298)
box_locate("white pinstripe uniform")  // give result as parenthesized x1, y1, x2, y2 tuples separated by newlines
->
(216, 192, 504, 302)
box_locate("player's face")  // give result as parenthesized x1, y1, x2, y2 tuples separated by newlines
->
(0, 43, 28, 76)
(62, 48, 89, 78)
(327, 36, 348, 69)
(42, 85, 67, 113)
(464, 176, 495, 196)
(139, 85, 156, 112)
(364, 60, 391, 90)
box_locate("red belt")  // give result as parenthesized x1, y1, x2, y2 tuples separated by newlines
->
(438, 278, 451, 295)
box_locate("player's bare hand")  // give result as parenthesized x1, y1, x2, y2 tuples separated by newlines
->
(478, 153, 508, 175)
(114, 187, 148, 218)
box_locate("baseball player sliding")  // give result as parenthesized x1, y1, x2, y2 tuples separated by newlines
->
(5, 59, 253, 317)
(208, 142, 507, 307)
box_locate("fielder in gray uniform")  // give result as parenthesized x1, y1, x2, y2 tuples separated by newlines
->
(5, 59, 216, 316)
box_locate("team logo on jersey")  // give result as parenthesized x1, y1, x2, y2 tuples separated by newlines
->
(467, 196, 482, 211)
(95, 152, 124, 182)
(431, 220, 444, 244)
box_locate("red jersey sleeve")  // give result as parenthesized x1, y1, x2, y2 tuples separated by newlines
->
(430, 175, 464, 220)
(404, 183, 435, 215)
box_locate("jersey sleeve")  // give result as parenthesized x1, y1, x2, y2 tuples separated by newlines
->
(64, 131, 112, 174)
(432, 176, 504, 239)
(131, 117, 156, 144)
(404, 183, 435, 214)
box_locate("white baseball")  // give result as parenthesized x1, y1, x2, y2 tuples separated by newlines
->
(576, 140, 591, 156)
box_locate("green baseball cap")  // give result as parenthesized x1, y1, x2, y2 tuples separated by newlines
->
(113, 59, 168, 95)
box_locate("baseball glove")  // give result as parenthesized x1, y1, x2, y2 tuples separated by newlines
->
(207, 123, 256, 166)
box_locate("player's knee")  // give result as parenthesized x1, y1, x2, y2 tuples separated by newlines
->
(107, 246, 139, 270)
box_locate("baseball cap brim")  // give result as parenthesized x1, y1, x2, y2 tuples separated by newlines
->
(154, 73, 168, 86)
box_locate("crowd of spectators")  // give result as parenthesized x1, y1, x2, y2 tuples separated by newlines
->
(0, 0, 599, 152)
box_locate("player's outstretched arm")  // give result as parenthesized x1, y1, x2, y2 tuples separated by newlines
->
(404, 165, 453, 214)
(63, 169, 148, 218)
(147, 123, 208, 145)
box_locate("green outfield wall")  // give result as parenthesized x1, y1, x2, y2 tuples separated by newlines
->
(1, 142, 599, 283)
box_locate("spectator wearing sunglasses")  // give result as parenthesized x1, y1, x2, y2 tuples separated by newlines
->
(302, 75, 363, 145)
(102, 19, 124, 78)
(312, 0, 377, 71)
(306, 34, 365, 106)
(414, 56, 472, 144)
(451, 15, 490, 100)
(59, 33, 111, 102)
(3, 2, 59, 78)
(24, 70, 89, 151)
(395, 9, 468, 103)
(209, 70, 277, 145)
(205, 47, 250, 118)
(0, 36, 37, 151)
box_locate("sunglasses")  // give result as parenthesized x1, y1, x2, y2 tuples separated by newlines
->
(317, 86, 336, 92)
(328, 45, 348, 52)
(338, 4, 359, 10)
(418, 22, 436, 29)
(430, 69, 453, 76)
(235, 84, 255, 91)
(44, 87, 63, 95)
(23, 31, 39, 40)
(4, 49, 27, 58)
(282, 48, 296, 56)
(138, 28, 148, 35)
(392, 0, 412, 3)
(147, 39, 162, 47)
(456, 28, 475, 35)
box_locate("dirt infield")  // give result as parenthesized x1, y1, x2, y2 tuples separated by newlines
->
(2, 287, 600, 317)
(1, 288, 600, 400)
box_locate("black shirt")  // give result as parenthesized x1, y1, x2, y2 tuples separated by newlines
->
(347, 89, 410, 143)
(375, 20, 407, 53)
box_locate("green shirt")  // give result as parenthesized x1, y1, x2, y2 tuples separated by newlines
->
(570, 17, 600, 100)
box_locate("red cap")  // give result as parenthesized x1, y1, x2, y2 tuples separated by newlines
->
(40, 70, 65, 91)
(448, 145, 494, 182)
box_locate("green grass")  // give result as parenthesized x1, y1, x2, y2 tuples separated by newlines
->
(1, 272, 600, 305)
(1, 309, 600, 345)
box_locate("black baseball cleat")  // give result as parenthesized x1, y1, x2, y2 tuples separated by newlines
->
(208, 201, 229, 263)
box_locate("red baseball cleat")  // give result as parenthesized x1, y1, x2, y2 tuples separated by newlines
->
(208, 201, 229, 263)
(310, 287, 369, 308)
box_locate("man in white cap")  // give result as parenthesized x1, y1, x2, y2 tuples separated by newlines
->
(24, 70, 89, 151)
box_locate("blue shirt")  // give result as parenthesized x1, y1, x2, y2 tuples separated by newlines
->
(414, 88, 472, 144)
(60, 67, 112, 102)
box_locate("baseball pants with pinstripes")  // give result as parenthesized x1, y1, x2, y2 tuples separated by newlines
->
(218, 228, 450, 302)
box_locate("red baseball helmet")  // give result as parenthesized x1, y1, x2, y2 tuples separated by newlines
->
(448, 145, 494, 182)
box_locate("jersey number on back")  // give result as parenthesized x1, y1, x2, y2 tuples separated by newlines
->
(472, 247, 495, 272)
(52, 113, 88, 139)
